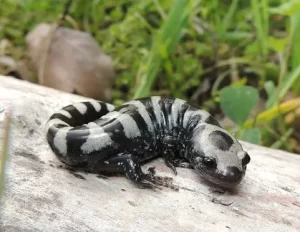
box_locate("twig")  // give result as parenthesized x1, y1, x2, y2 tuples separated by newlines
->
(0, 110, 11, 198)
(212, 197, 234, 206)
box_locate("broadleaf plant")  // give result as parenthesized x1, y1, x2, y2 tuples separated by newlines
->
(220, 86, 259, 125)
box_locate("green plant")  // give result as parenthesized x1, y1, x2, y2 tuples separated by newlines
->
(220, 85, 261, 144)
(133, 0, 200, 98)
(2, 0, 300, 152)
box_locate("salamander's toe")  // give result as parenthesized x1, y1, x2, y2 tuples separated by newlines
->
(138, 174, 162, 189)
(137, 173, 178, 191)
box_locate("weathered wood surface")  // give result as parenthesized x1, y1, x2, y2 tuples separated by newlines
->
(0, 76, 299, 232)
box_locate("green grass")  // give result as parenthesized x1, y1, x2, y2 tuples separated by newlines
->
(1, 0, 300, 152)
(134, 0, 199, 98)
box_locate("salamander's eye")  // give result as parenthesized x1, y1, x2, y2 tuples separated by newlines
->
(242, 152, 251, 166)
(203, 157, 216, 168)
(238, 151, 251, 166)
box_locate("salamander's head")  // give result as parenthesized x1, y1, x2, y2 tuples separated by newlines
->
(190, 124, 250, 188)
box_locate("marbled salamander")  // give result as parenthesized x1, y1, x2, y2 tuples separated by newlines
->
(46, 97, 250, 189)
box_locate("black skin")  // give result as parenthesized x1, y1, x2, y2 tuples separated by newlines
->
(77, 98, 196, 189)
(87, 152, 191, 190)
(48, 97, 248, 190)
(75, 136, 192, 190)
(83, 135, 191, 189)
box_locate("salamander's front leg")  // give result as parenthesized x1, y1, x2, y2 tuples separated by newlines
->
(173, 158, 193, 169)
(162, 136, 193, 175)
(164, 149, 193, 175)
(94, 153, 177, 190)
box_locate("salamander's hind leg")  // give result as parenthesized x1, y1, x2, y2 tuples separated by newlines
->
(94, 153, 178, 190)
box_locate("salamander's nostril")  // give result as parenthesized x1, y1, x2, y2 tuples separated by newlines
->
(219, 167, 244, 183)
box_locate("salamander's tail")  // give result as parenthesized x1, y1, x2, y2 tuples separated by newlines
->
(46, 100, 115, 131)
(45, 100, 115, 165)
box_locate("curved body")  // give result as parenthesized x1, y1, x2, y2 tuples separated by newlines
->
(46, 96, 250, 188)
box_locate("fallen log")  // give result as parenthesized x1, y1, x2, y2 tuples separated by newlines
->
(0, 76, 299, 232)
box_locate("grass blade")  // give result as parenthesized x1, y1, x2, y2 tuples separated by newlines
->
(291, 9, 300, 91)
(220, 0, 239, 37)
(244, 97, 300, 128)
(251, 0, 269, 60)
(266, 64, 300, 108)
(134, 0, 199, 98)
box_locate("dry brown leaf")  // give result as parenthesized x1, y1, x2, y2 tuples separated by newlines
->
(26, 23, 115, 101)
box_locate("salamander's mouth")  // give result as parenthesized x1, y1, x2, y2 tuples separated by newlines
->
(194, 165, 246, 188)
